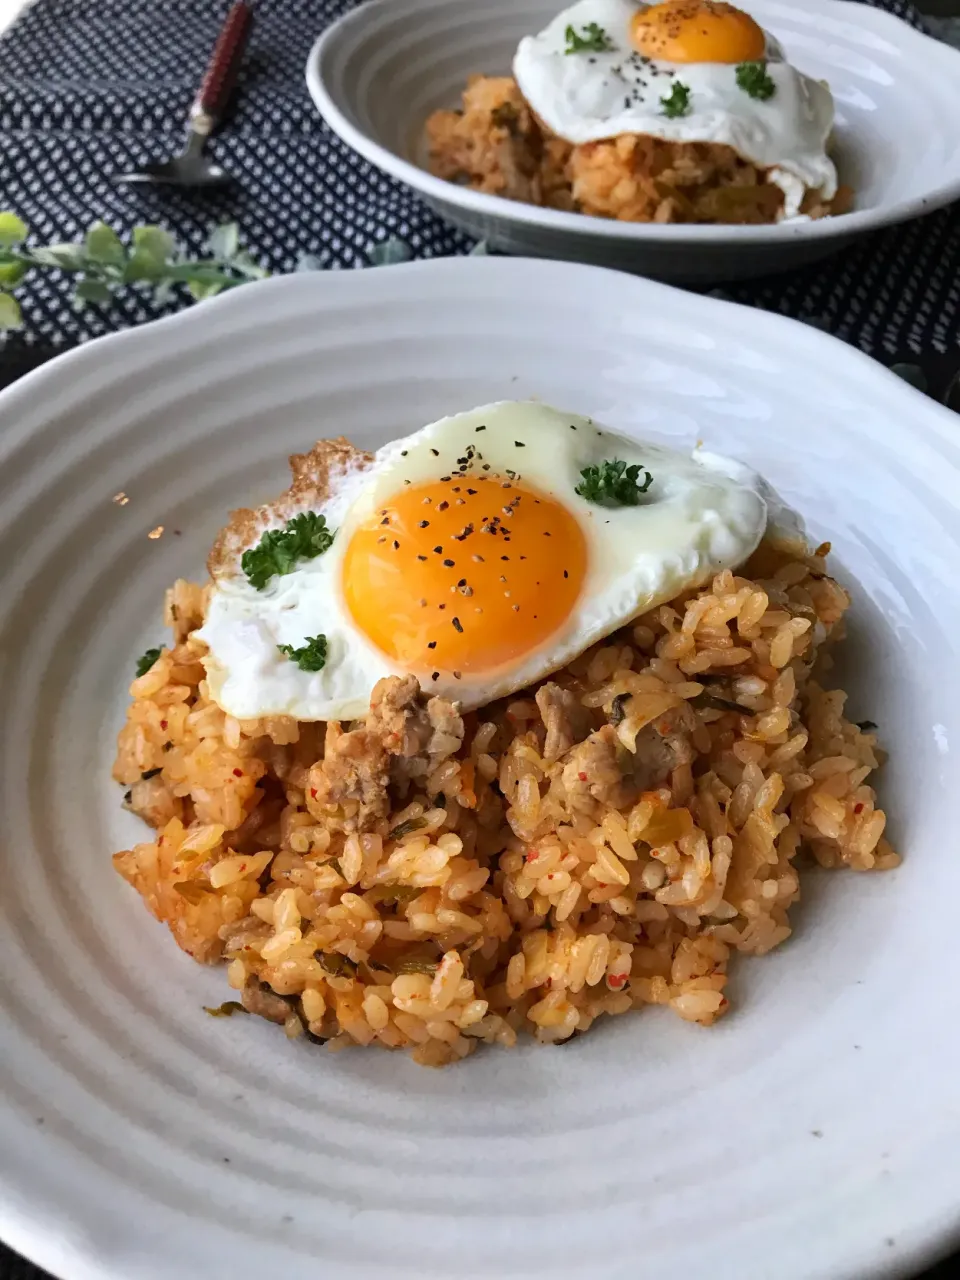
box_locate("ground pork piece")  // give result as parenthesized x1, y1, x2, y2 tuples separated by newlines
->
(307, 676, 464, 829)
(373, 677, 465, 789)
(218, 915, 271, 953)
(536, 682, 592, 763)
(308, 721, 391, 831)
(561, 724, 675, 810)
(126, 774, 182, 828)
(241, 975, 293, 1025)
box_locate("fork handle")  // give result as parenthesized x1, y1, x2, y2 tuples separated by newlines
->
(190, 2, 254, 135)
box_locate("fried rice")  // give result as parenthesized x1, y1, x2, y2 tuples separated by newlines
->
(426, 75, 852, 224)
(112, 528, 896, 1066)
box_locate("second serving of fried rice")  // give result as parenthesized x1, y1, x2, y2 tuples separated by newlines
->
(426, 76, 851, 225)
(113, 532, 896, 1067)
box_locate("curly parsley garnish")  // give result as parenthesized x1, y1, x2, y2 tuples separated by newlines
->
(203, 1001, 248, 1018)
(736, 61, 776, 100)
(660, 82, 691, 118)
(241, 512, 335, 591)
(575, 459, 653, 508)
(277, 634, 328, 672)
(135, 647, 162, 677)
(564, 22, 614, 54)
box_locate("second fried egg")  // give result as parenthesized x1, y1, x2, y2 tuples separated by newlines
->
(514, 0, 838, 217)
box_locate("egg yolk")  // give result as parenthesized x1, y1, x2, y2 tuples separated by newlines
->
(630, 0, 766, 64)
(342, 474, 587, 677)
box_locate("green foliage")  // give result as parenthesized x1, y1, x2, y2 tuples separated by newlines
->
(660, 82, 692, 118)
(0, 214, 269, 331)
(575, 459, 654, 507)
(736, 61, 776, 101)
(564, 22, 614, 54)
(241, 512, 335, 591)
(135, 647, 162, 677)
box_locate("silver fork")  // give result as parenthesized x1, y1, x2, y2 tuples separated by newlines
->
(113, 1, 254, 189)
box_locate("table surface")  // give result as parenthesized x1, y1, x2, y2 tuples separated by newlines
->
(2, 0, 960, 1276)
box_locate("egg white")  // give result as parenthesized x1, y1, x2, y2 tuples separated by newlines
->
(197, 402, 767, 722)
(514, 0, 838, 218)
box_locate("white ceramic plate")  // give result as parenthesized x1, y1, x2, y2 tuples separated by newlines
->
(1, 256, 959, 1280)
(306, 0, 960, 283)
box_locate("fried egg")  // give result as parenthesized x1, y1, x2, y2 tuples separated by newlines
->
(514, 0, 838, 217)
(197, 402, 767, 721)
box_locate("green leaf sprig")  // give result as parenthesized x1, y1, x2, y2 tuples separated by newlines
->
(241, 512, 335, 591)
(736, 61, 776, 100)
(564, 22, 614, 54)
(277, 634, 329, 673)
(0, 213, 268, 331)
(575, 459, 653, 508)
(135, 647, 163, 677)
(660, 82, 692, 118)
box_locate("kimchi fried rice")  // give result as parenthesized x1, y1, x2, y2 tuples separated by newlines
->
(426, 76, 851, 225)
(113, 529, 896, 1067)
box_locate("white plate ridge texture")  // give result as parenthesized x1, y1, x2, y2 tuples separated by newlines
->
(1, 257, 959, 1280)
(306, 0, 960, 282)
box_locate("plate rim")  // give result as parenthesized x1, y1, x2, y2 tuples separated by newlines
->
(0, 257, 954, 438)
(304, 0, 960, 246)
(2, 254, 960, 1280)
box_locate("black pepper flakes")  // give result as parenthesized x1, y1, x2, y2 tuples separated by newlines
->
(430, 448, 440, 456)
(428, 641, 437, 650)
(393, 540, 399, 550)
(443, 558, 455, 567)
(475, 424, 486, 432)
(452, 617, 463, 633)
(417, 555, 427, 562)
(434, 545, 443, 554)
(418, 520, 430, 528)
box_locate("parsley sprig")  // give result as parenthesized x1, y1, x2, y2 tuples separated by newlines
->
(277, 634, 328, 672)
(0, 213, 267, 332)
(241, 512, 335, 591)
(564, 22, 614, 54)
(575, 459, 653, 507)
(135, 647, 162, 677)
(736, 61, 776, 101)
(660, 82, 691, 118)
